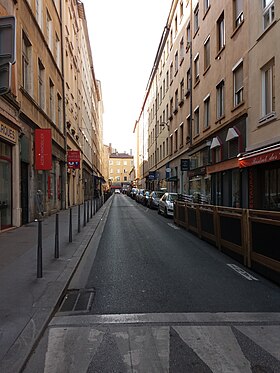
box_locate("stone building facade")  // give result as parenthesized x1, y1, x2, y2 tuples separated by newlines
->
(137, 0, 279, 210)
(0, 0, 104, 231)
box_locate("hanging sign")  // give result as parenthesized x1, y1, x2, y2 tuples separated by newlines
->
(67, 150, 80, 169)
(35, 129, 52, 170)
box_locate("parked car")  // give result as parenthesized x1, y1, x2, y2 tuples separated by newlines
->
(142, 190, 150, 206)
(131, 188, 138, 199)
(114, 189, 121, 194)
(158, 192, 178, 217)
(147, 190, 165, 209)
(135, 189, 145, 203)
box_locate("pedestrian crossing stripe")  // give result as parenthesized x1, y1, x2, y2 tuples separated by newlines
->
(43, 313, 280, 373)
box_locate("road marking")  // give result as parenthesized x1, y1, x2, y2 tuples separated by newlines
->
(50, 312, 280, 327)
(227, 264, 259, 281)
(167, 223, 180, 230)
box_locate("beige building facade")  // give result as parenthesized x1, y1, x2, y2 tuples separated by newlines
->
(0, 0, 104, 231)
(109, 152, 134, 190)
(137, 0, 279, 210)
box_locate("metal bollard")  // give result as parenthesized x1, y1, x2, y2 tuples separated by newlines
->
(55, 213, 59, 258)
(69, 207, 73, 242)
(37, 219, 43, 278)
(87, 200, 90, 222)
(78, 204, 81, 233)
(83, 201, 86, 227)
(90, 198, 93, 218)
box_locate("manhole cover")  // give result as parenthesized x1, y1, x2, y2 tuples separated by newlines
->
(58, 288, 95, 314)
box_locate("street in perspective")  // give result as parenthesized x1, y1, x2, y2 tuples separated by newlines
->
(21, 193, 280, 373)
(1, 0, 280, 372)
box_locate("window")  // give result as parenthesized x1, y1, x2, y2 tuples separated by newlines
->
(170, 135, 173, 155)
(170, 62, 173, 83)
(204, 36, 210, 71)
(179, 37, 184, 63)
(217, 12, 225, 52)
(166, 70, 169, 89)
(233, 61, 243, 106)
(263, 0, 275, 30)
(49, 79, 55, 121)
(57, 94, 62, 131)
(22, 32, 32, 93)
(204, 95, 210, 129)
(194, 5, 199, 34)
(233, 0, 244, 28)
(186, 22, 191, 47)
(175, 51, 179, 74)
(46, 10, 53, 50)
(261, 59, 275, 117)
(204, 0, 210, 13)
(55, 33, 61, 69)
(174, 90, 178, 113)
(175, 16, 178, 34)
(170, 98, 174, 118)
(180, 123, 184, 147)
(180, 1, 184, 19)
(36, 0, 43, 27)
(180, 79, 184, 102)
(216, 80, 225, 119)
(38, 59, 45, 108)
(186, 68, 191, 93)
(170, 29, 173, 49)
(194, 54, 199, 84)
(174, 130, 178, 151)
(187, 116, 191, 143)
(194, 107, 200, 136)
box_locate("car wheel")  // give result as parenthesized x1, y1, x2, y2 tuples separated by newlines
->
(164, 207, 168, 217)
(158, 207, 161, 214)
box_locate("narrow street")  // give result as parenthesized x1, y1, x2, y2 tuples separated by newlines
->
(24, 193, 280, 372)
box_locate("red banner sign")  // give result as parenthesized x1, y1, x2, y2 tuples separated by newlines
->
(67, 150, 80, 169)
(239, 148, 280, 168)
(35, 129, 52, 170)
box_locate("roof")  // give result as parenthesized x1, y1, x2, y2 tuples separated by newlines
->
(109, 153, 133, 159)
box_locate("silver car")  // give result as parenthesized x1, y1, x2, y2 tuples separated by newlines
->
(158, 192, 178, 217)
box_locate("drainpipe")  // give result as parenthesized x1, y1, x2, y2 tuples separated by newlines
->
(60, 0, 67, 209)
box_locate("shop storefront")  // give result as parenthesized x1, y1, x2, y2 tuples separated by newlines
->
(0, 122, 17, 230)
(239, 144, 280, 211)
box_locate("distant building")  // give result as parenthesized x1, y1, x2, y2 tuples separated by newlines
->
(109, 152, 134, 190)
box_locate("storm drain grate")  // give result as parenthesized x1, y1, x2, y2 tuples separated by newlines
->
(58, 288, 95, 314)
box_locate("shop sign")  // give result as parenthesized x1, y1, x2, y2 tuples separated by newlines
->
(181, 159, 190, 171)
(67, 150, 80, 169)
(148, 171, 156, 180)
(188, 166, 206, 178)
(239, 148, 280, 168)
(0, 122, 16, 144)
(35, 129, 52, 170)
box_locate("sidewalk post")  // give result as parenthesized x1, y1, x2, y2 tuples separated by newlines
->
(37, 219, 43, 278)
(54, 213, 59, 258)
(78, 204, 81, 233)
(35, 190, 44, 278)
(87, 200, 90, 222)
(83, 200, 86, 227)
(90, 198, 93, 218)
(69, 207, 72, 242)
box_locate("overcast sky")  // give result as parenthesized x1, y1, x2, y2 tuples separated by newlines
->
(82, 0, 172, 154)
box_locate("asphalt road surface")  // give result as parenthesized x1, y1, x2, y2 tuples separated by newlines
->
(24, 193, 280, 372)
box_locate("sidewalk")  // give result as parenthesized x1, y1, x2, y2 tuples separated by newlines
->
(0, 197, 113, 373)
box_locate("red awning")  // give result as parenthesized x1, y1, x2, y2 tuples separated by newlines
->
(239, 145, 280, 168)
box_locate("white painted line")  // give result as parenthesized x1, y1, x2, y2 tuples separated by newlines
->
(167, 223, 180, 230)
(50, 312, 280, 327)
(227, 264, 259, 281)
